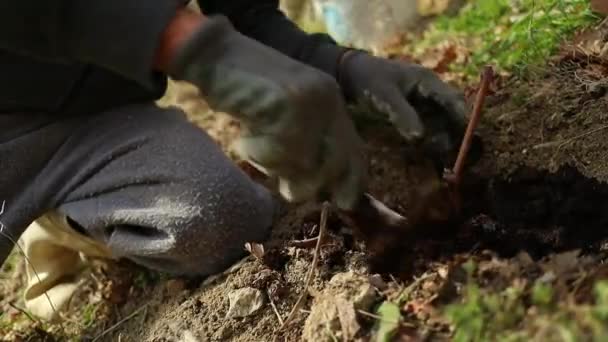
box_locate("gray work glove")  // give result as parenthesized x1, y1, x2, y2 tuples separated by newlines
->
(169, 15, 367, 210)
(337, 50, 468, 165)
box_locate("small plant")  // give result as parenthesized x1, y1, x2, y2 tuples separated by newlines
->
(374, 301, 402, 342)
(444, 268, 608, 342)
(592, 281, 608, 322)
(531, 281, 554, 310)
(81, 303, 101, 329)
(444, 281, 527, 341)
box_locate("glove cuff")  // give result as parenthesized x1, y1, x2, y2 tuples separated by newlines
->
(167, 14, 237, 82)
(336, 48, 369, 102)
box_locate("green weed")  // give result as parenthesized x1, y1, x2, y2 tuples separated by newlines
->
(444, 280, 526, 341)
(81, 302, 101, 329)
(409, 0, 602, 79)
(444, 266, 608, 342)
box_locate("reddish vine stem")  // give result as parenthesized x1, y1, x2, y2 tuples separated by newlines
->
(445, 65, 494, 188)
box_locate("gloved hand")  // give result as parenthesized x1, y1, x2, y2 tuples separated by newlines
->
(337, 50, 468, 165)
(168, 15, 367, 210)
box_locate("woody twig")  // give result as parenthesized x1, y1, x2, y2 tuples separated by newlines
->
(444, 65, 494, 207)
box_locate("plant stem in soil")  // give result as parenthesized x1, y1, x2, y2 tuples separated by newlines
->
(446, 65, 494, 188)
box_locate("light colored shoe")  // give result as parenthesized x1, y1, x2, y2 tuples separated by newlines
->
(18, 211, 113, 321)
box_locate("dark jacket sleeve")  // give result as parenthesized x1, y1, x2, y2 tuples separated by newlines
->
(0, 1, 183, 90)
(199, 0, 348, 79)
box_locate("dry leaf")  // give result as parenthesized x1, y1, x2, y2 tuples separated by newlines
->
(244, 242, 265, 261)
(404, 299, 433, 316)
(433, 45, 458, 74)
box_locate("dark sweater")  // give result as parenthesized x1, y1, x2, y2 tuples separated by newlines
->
(0, 0, 345, 115)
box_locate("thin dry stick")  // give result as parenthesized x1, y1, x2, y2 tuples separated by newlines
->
(557, 125, 608, 150)
(449, 65, 494, 187)
(268, 289, 284, 326)
(394, 272, 434, 303)
(8, 302, 38, 324)
(533, 125, 608, 150)
(92, 303, 149, 342)
(356, 309, 416, 328)
(289, 236, 319, 249)
(278, 202, 330, 331)
(356, 309, 397, 322)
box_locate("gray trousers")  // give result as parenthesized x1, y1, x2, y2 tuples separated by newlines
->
(0, 103, 275, 276)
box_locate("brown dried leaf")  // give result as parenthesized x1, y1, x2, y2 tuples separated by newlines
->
(404, 298, 435, 321)
(558, 22, 608, 65)
(432, 45, 458, 74)
(244, 242, 265, 261)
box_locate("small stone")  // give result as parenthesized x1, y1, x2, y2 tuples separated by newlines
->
(368, 274, 388, 291)
(329, 272, 377, 311)
(226, 287, 265, 318)
(303, 272, 379, 342)
(437, 266, 449, 279)
(181, 330, 200, 342)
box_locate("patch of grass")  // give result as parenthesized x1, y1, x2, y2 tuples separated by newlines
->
(81, 302, 101, 329)
(444, 262, 527, 342)
(444, 262, 608, 341)
(409, 0, 602, 79)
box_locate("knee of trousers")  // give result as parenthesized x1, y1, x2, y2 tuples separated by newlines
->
(47, 104, 278, 277)
(117, 181, 276, 277)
